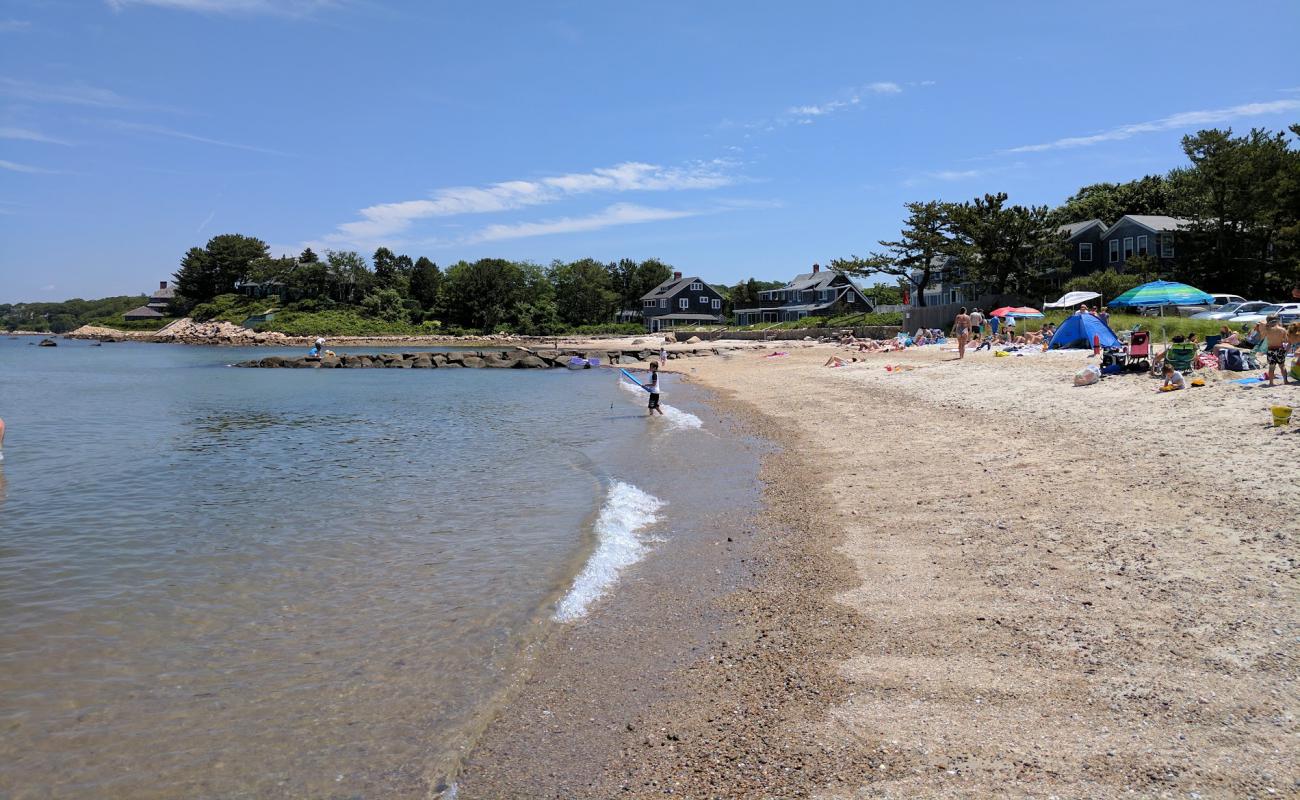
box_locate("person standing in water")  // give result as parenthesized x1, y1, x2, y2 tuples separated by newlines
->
(0, 416, 5, 462)
(953, 307, 972, 359)
(645, 361, 664, 416)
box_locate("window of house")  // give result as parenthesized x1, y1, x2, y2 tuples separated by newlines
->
(1136, 235, 1148, 255)
(679, 298, 689, 309)
(1109, 239, 1120, 262)
(698, 295, 708, 304)
(659, 298, 667, 309)
(690, 282, 702, 291)
(711, 298, 721, 310)
(1161, 235, 1175, 258)
(1079, 242, 1093, 262)
(1123, 237, 1134, 258)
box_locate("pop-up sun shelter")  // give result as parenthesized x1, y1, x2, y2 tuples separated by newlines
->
(1048, 313, 1121, 350)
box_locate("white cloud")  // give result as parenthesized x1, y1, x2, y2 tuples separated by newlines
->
(786, 81, 900, 120)
(0, 126, 73, 146)
(0, 19, 32, 32)
(0, 159, 59, 174)
(328, 160, 736, 242)
(867, 81, 902, 94)
(1006, 99, 1300, 153)
(106, 0, 339, 15)
(105, 120, 290, 155)
(928, 169, 984, 181)
(0, 77, 137, 108)
(467, 203, 700, 243)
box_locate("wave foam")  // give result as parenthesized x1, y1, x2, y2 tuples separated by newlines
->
(618, 377, 703, 429)
(554, 481, 665, 622)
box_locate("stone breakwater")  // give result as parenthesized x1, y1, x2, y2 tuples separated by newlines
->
(234, 347, 725, 369)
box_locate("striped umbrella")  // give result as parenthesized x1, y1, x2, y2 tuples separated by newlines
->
(989, 306, 1044, 318)
(1107, 280, 1213, 308)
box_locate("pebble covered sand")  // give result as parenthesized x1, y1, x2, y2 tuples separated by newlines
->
(459, 339, 1298, 798)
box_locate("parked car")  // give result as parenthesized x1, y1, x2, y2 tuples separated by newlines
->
(1210, 293, 1247, 308)
(1229, 303, 1300, 325)
(1140, 302, 1215, 317)
(1190, 300, 1270, 320)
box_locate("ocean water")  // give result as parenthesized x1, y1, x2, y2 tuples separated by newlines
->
(0, 336, 751, 799)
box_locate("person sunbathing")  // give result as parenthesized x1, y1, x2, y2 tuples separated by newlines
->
(823, 355, 846, 368)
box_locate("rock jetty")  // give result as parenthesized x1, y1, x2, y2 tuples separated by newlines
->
(234, 347, 724, 370)
(233, 343, 722, 369)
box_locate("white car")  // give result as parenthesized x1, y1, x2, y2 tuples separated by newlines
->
(1190, 300, 1270, 320)
(1229, 303, 1300, 325)
(1210, 293, 1247, 307)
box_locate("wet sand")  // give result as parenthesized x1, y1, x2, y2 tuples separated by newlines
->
(459, 342, 1298, 798)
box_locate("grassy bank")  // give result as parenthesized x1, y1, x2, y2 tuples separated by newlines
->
(1018, 311, 1245, 339)
(730, 311, 903, 331)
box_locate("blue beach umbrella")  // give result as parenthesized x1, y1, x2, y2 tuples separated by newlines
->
(1107, 280, 1213, 309)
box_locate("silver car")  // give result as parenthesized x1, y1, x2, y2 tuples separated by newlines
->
(1190, 300, 1270, 320)
(1230, 303, 1300, 325)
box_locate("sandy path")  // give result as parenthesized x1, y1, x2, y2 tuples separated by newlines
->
(670, 344, 1298, 797)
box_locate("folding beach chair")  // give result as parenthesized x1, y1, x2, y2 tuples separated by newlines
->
(1164, 342, 1198, 374)
(1125, 330, 1151, 372)
(1202, 334, 1222, 351)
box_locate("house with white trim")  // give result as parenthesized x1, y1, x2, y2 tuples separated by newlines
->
(639, 271, 726, 332)
(733, 264, 874, 325)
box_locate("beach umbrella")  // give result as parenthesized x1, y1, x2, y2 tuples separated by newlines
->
(1044, 291, 1101, 308)
(1107, 280, 1213, 309)
(989, 306, 1044, 318)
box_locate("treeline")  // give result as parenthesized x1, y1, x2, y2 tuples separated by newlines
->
(170, 237, 687, 334)
(835, 123, 1300, 304)
(1, 295, 147, 333)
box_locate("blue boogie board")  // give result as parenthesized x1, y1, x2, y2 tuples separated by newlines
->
(620, 368, 651, 392)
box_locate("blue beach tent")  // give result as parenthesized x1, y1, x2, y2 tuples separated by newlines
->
(1049, 313, 1121, 350)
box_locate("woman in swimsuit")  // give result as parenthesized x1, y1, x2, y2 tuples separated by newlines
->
(953, 307, 972, 359)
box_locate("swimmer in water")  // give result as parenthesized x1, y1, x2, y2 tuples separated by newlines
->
(0, 416, 6, 462)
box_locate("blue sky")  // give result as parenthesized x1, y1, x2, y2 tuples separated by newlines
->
(2, 0, 1298, 302)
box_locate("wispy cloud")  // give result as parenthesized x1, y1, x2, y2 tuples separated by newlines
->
(105, 120, 291, 155)
(328, 160, 737, 242)
(785, 81, 904, 122)
(0, 19, 32, 32)
(0, 159, 60, 174)
(196, 209, 216, 233)
(0, 76, 138, 108)
(467, 203, 700, 243)
(107, 0, 340, 15)
(788, 98, 859, 117)
(1006, 99, 1300, 153)
(866, 81, 902, 94)
(928, 169, 984, 181)
(0, 126, 74, 146)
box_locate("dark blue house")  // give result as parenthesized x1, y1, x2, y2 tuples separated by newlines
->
(639, 272, 726, 332)
(1058, 219, 1106, 276)
(733, 264, 873, 325)
(1099, 215, 1186, 271)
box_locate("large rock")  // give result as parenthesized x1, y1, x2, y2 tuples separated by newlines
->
(663, 333, 677, 343)
(686, 335, 701, 344)
(462, 356, 486, 368)
(515, 355, 548, 369)
(411, 355, 434, 368)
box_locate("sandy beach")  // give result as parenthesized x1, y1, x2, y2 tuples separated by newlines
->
(460, 339, 1298, 798)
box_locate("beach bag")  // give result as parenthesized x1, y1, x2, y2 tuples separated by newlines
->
(1221, 348, 1247, 372)
(1073, 364, 1101, 386)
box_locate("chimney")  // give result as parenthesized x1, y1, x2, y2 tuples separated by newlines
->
(160, 280, 168, 289)
(673, 271, 682, 280)
(812, 263, 820, 273)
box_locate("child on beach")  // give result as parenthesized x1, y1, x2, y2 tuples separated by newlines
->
(1263, 315, 1289, 386)
(646, 361, 664, 416)
(1160, 363, 1187, 391)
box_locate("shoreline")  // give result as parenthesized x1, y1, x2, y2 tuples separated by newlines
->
(458, 343, 1298, 797)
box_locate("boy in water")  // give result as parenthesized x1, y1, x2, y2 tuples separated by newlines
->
(646, 361, 664, 416)
(1263, 314, 1289, 386)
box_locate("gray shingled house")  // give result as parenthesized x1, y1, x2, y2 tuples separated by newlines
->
(733, 264, 873, 325)
(639, 271, 726, 332)
(123, 281, 176, 321)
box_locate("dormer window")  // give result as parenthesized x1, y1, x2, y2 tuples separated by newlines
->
(689, 282, 702, 291)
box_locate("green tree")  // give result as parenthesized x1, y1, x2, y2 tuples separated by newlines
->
(441, 258, 533, 331)
(299, 247, 319, 263)
(409, 256, 442, 310)
(550, 258, 619, 326)
(204, 234, 269, 296)
(373, 247, 399, 289)
(325, 250, 373, 304)
(1062, 268, 1154, 303)
(1049, 175, 1177, 226)
(607, 258, 674, 311)
(949, 193, 1065, 296)
(172, 246, 214, 310)
(360, 288, 406, 321)
(832, 200, 959, 307)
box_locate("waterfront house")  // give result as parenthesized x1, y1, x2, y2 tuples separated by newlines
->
(1099, 215, 1187, 270)
(734, 264, 873, 325)
(1059, 219, 1106, 276)
(123, 280, 176, 321)
(639, 272, 726, 332)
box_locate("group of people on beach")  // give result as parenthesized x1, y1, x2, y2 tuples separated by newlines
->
(951, 306, 1065, 358)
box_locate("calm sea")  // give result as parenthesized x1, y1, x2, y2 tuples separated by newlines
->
(0, 336, 754, 799)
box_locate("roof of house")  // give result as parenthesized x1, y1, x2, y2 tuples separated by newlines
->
(124, 305, 165, 319)
(640, 275, 711, 301)
(777, 270, 846, 292)
(1103, 215, 1191, 236)
(1058, 219, 1105, 238)
(150, 283, 177, 300)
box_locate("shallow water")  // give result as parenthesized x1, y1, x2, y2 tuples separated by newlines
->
(0, 337, 750, 798)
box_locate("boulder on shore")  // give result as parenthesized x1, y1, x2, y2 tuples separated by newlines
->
(686, 335, 701, 344)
